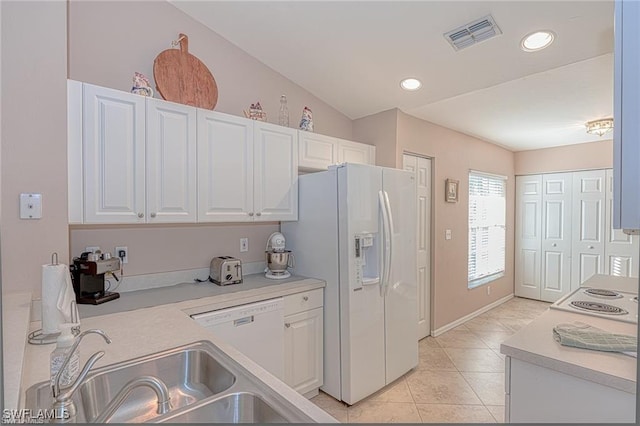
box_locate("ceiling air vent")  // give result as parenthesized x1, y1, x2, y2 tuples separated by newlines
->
(444, 15, 502, 51)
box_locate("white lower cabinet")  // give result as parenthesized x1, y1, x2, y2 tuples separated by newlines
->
(283, 289, 324, 397)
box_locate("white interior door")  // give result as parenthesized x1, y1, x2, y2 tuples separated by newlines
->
(605, 169, 640, 277)
(571, 170, 606, 290)
(403, 154, 432, 339)
(541, 173, 572, 302)
(515, 175, 543, 300)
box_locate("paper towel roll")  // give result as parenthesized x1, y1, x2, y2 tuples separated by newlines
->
(41, 264, 77, 335)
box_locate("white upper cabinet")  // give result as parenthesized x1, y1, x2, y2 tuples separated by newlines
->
(146, 98, 197, 223)
(197, 110, 254, 222)
(337, 138, 375, 165)
(254, 121, 298, 221)
(298, 132, 337, 171)
(197, 113, 298, 222)
(613, 0, 640, 229)
(83, 83, 146, 224)
(298, 132, 376, 171)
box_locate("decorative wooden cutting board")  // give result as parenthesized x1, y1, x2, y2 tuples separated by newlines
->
(153, 34, 218, 109)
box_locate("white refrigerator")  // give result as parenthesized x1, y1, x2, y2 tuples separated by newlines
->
(282, 163, 418, 405)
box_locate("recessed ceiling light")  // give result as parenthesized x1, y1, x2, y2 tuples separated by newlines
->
(400, 78, 422, 91)
(521, 30, 555, 52)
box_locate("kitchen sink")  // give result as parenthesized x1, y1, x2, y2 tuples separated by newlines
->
(24, 341, 236, 423)
(23, 340, 324, 423)
(157, 392, 288, 423)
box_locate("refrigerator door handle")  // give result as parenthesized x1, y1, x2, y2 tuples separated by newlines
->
(378, 191, 391, 296)
(383, 190, 395, 297)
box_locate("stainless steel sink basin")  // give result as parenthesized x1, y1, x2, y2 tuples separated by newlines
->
(157, 392, 288, 423)
(24, 341, 236, 423)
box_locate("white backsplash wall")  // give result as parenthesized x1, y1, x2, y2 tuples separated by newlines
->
(70, 223, 279, 276)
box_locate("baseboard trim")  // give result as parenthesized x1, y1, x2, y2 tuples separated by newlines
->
(432, 293, 514, 337)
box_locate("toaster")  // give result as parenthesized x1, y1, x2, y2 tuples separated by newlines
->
(210, 256, 243, 286)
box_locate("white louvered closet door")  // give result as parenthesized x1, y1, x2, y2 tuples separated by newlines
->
(571, 170, 606, 291)
(541, 173, 572, 302)
(515, 175, 543, 300)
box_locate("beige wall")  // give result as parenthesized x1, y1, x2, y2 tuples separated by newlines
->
(68, 0, 352, 140)
(70, 223, 278, 276)
(64, 0, 356, 279)
(1, 1, 68, 295)
(396, 111, 516, 330)
(352, 109, 398, 168)
(515, 140, 613, 175)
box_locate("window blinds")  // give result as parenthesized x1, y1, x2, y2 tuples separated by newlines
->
(468, 172, 506, 288)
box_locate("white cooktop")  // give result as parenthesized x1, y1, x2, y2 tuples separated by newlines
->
(551, 286, 638, 324)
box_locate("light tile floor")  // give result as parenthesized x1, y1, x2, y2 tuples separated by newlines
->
(310, 296, 551, 423)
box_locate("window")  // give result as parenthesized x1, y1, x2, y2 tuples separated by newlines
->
(468, 171, 506, 288)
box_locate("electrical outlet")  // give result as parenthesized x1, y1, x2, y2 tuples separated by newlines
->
(115, 246, 129, 264)
(487, 285, 491, 295)
(85, 246, 100, 254)
(240, 238, 249, 253)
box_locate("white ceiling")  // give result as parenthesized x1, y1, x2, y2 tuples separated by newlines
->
(171, 0, 614, 151)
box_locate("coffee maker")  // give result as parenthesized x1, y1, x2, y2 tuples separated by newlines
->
(71, 252, 121, 305)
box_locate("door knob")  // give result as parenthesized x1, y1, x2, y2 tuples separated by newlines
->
(303, 296, 309, 301)
(285, 323, 291, 328)
(552, 243, 557, 247)
(150, 213, 156, 218)
(588, 245, 594, 249)
(256, 212, 262, 216)
(248, 212, 254, 217)
(137, 212, 144, 218)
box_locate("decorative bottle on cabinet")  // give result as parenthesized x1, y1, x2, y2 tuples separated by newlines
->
(278, 95, 289, 127)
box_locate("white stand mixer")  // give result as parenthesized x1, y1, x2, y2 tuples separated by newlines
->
(265, 232, 294, 279)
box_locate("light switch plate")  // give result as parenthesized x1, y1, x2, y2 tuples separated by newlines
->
(20, 193, 42, 219)
(445, 229, 452, 240)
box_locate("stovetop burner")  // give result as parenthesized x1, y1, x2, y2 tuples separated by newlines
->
(583, 288, 622, 299)
(569, 300, 628, 315)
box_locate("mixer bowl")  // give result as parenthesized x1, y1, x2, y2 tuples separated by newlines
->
(265, 251, 293, 273)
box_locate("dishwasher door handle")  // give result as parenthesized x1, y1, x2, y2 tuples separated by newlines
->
(233, 315, 254, 326)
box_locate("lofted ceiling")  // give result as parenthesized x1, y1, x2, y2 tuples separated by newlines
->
(171, 0, 614, 151)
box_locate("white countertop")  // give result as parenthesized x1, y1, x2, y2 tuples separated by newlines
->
(501, 308, 637, 394)
(8, 274, 334, 422)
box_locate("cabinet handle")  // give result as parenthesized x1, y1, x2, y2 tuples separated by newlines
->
(285, 323, 290, 328)
(138, 213, 144, 218)
(248, 212, 254, 217)
(552, 243, 557, 247)
(256, 212, 262, 216)
(150, 213, 156, 218)
(588, 245, 594, 249)
(302, 296, 309, 301)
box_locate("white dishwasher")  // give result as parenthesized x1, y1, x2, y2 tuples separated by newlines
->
(191, 297, 285, 379)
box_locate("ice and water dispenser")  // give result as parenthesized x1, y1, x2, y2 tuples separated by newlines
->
(354, 233, 380, 287)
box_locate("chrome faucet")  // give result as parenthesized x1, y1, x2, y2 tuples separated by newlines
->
(51, 329, 111, 423)
(92, 376, 172, 423)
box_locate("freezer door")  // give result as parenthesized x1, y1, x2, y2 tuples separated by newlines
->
(338, 164, 386, 404)
(382, 168, 419, 383)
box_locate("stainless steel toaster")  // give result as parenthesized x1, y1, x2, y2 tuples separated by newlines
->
(210, 256, 243, 286)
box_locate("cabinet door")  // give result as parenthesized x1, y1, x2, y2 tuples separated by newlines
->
(541, 173, 572, 302)
(253, 121, 298, 221)
(298, 132, 337, 171)
(515, 175, 543, 300)
(571, 170, 606, 291)
(613, 0, 640, 230)
(146, 99, 197, 223)
(68, 80, 83, 224)
(284, 307, 323, 395)
(83, 84, 146, 223)
(605, 169, 640, 277)
(197, 110, 254, 222)
(337, 139, 375, 165)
